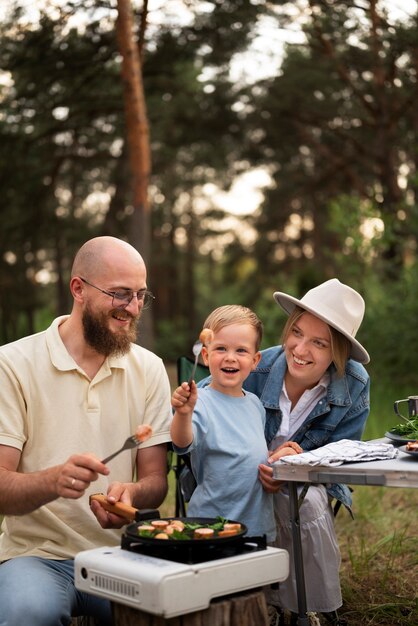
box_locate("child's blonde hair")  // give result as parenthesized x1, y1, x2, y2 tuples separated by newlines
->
(202, 305, 263, 351)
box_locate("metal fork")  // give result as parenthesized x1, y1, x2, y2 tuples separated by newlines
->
(188, 339, 203, 385)
(101, 434, 141, 464)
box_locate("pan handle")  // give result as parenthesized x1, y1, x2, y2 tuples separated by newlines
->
(89, 493, 159, 521)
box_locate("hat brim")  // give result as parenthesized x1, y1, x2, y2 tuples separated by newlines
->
(273, 292, 370, 364)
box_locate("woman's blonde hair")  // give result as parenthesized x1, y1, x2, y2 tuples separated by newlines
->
(202, 305, 263, 351)
(281, 306, 350, 377)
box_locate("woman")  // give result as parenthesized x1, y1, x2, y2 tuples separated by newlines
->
(243, 278, 370, 626)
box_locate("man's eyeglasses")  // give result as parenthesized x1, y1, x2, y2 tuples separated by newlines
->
(80, 277, 155, 310)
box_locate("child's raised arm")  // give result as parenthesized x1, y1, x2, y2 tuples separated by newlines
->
(170, 381, 198, 448)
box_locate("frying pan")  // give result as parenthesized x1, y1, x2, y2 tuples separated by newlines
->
(90, 493, 248, 548)
(125, 517, 248, 547)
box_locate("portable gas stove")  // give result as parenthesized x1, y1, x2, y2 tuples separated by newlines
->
(75, 535, 289, 618)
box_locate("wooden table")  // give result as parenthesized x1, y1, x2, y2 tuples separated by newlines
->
(272, 442, 418, 626)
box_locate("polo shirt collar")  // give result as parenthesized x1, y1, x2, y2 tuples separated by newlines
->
(46, 315, 128, 373)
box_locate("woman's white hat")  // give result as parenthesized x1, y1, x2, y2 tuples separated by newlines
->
(273, 278, 370, 364)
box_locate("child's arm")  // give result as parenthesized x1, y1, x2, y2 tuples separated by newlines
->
(170, 381, 198, 448)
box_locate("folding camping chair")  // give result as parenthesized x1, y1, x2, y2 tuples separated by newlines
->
(171, 355, 209, 516)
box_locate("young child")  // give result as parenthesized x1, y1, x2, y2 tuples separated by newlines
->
(171, 305, 276, 540)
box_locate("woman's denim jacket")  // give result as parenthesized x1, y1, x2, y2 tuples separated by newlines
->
(242, 346, 370, 510)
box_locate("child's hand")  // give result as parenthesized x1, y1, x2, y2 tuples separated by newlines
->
(268, 440, 303, 463)
(258, 463, 286, 493)
(171, 381, 197, 413)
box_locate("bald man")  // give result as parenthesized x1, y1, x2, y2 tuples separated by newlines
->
(0, 237, 172, 626)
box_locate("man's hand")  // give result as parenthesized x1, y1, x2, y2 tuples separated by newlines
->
(56, 453, 110, 499)
(90, 482, 134, 529)
(90, 444, 169, 529)
(0, 446, 110, 515)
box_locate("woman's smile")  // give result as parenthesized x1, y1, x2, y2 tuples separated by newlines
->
(285, 312, 332, 387)
(292, 355, 312, 366)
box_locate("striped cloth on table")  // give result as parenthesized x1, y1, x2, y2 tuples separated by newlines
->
(276, 439, 398, 467)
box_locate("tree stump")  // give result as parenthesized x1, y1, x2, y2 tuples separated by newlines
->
(112, 589, 268, 626)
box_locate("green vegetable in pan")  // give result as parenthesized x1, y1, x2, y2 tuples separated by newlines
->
(136, 516, 241, 540)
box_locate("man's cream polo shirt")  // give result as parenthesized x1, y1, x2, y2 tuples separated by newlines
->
(0, 316, 172, 560)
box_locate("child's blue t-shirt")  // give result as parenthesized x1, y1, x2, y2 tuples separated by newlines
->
(174, 386, 276, 541)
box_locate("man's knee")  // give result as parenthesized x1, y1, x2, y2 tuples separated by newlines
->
(0, 557, 72, 626)
(0, 599, 69, 626)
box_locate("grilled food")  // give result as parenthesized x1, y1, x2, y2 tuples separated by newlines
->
(406, 440, 418, 451)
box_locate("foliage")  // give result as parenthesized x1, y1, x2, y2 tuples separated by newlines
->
(361, 267, 418, 387)
(242, 0, 418, 287)
(0, 3, 122, 333)
(0, 0, 418, 391)
(0, 0, 264, 343)
(153, 317, 190, 362)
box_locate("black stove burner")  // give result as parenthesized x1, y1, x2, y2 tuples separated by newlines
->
(121, 534, 267, 565)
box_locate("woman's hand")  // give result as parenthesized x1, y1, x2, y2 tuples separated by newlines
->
(268, 440, 303, 463)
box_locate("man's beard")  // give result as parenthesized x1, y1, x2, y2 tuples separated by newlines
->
(82, 305, 140, 357)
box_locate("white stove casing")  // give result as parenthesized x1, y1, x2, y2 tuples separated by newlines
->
(74, 545, 289, 618)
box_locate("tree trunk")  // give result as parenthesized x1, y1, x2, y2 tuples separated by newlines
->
(116, 0, 153, 348)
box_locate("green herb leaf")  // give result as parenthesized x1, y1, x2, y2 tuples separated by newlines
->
(391, 416, 418, 438)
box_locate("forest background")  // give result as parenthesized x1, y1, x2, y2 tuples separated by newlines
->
(1, 0, 418, 391)
(0, 2, 417, 624)
(0, 0, 418, 392)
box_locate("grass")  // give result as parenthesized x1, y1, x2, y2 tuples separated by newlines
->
(335, 386, 418, 624)
(336, 487, 417, 625)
